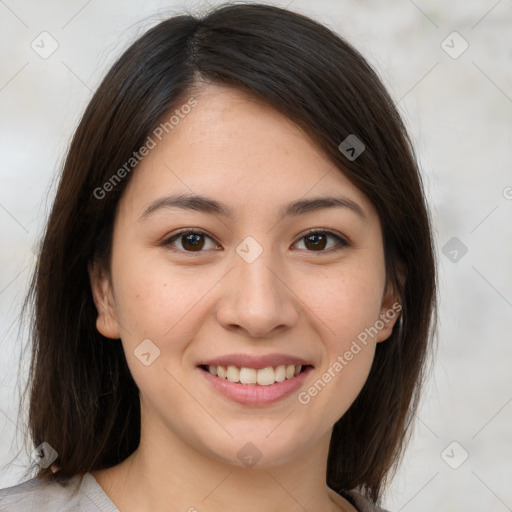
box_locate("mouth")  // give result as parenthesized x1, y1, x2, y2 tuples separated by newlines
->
(198, 363, 312, 386)
(197, 361, 314, 406)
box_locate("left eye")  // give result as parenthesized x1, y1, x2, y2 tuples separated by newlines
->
(293, 230, 348, 252)
(163, 229, 348, 253)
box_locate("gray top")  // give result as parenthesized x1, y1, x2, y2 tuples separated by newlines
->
(0, 472, 388, 511)
(0, 473, 118, 512)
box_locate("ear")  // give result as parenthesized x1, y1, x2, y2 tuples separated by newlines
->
(376, 266, 406, 343)
(88, 260, 121, 339)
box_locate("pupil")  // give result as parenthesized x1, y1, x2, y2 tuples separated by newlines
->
(184, 233, 204, 251)
(306, 233, 326, 250)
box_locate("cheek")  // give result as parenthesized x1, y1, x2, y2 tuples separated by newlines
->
(111, 256, 211, 396)
(306, 345, 376, 429)
(110, 250, 229, 385)
(111, 248, 207, 337)
(292, 260, 383, 419)
(298, 272, 380, 426)
(297, 260, 385, 343)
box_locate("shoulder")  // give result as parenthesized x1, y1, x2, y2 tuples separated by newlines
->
(0, 472, 119, 512)
(340, 489, 391, 512)
(0, 473, 82, 511)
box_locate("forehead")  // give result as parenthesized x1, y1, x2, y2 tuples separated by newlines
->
(118, 83, 378, 223)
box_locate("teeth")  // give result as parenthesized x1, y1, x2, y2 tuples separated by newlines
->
(285, 364, 296, 379)
(256, 367, 275, 386)
(239, 367, 257, 384)
(274, 365, 286, 382)
(226, 365, 239, 383)
(217, 365, 227, 379)
(206, 364, 303, 385)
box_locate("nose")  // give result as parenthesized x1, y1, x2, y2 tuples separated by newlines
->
(215, 248, 300, 338)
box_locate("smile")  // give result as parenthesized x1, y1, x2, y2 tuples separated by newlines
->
(200, 364, 308, 386)
(198, 364, 314, 406)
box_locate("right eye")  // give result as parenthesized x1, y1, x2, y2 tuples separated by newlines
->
(162, 229, 222, 253)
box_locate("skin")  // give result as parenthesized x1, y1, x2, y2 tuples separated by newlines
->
(89, 83, 399, 512)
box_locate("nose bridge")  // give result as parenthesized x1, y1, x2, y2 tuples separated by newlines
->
(216, 235, 299, 337)
(234, 236, 284, 306)
(237, 244, 280, 297)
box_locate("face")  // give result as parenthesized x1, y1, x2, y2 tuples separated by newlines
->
(90, 83, 399, 469)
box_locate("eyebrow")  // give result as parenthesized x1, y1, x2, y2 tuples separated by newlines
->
(139, 193, 368, 222)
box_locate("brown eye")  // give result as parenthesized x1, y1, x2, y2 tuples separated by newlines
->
(304, 232, 328, 250)
(294, 230, 348, 253)
(181, 232, 205, 251)
(164, 230, 220, 253)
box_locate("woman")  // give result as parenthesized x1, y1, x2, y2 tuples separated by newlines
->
(0, 3, 437, 511)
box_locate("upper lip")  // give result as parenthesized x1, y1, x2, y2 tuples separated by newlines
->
(198, 353, 313, 370)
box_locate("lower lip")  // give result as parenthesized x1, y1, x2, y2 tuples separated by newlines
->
(198, 366, 313, 406)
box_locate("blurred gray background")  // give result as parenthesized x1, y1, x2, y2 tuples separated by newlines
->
(1, 1, 511, 510)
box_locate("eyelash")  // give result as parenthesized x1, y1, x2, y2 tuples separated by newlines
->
(161, 228, 349, 255)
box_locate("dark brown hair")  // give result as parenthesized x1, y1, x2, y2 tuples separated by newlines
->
(15, 2, 436, 504)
